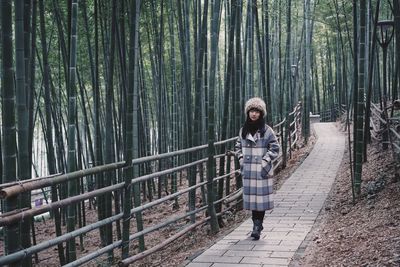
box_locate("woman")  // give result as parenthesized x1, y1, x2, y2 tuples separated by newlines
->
(235, 97, 280, 240)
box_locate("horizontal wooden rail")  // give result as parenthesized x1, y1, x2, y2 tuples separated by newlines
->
(0, 156, 235, 226)
(0, 173, 62, 190)
(0, 161, 127, 199)
(0, 139, 237, 199)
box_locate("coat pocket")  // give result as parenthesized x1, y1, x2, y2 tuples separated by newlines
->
(261, 160, 272, 179)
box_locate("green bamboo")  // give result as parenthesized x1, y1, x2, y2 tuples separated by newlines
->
(103, 0, 117, 260)
(24, 0, 34, 162)
(263, 0, 273, 125)
(363, 0, 380, 162)
(217, 0, 235, 215)
(352, 0, 360, 195)
(253, 0, 266, 101)
(207, 0, 222, 234)
(354, 0, 366, 195)
(67, 0, 79, 262)
(132, 1, 144, 253)
(303, 0, 311, 141)
(52, 0, 69, 89)
(27, 1, 37, 186)
(123, 0, 142, 258)
(277, 0, 283, 120)
(38, 1, 65, 263)
(15, 2, 32, 266)
(2, 0, 20, 264)
(282, 0, 292, 166)
(168, 0, 179, 208)
(80, 0, 96, 192)
(177, 0, 196, 223)
(313, 49, 321, 114)
(233, 0, 243, 189)
(246, 0, 254, 97)
(393, 1, 400, 101)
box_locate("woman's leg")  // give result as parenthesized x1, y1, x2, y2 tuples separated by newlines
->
(251, 210, 265, 221)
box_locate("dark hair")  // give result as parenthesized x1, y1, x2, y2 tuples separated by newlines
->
(241, 116, 266, 139)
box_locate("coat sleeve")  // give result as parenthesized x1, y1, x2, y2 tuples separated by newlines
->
(262, 127, 280, 163)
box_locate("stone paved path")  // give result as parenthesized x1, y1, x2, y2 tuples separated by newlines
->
(185, 123, 345, 267)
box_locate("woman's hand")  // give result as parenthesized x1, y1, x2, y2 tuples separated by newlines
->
(261, 159, 271, 178)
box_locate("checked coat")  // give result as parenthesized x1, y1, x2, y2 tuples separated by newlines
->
(235, 125, 280, 211)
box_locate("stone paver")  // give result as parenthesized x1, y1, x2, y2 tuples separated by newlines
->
(185, 123, 345, 267)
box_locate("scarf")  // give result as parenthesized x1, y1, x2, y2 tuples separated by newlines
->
(241, 117, 266, 139)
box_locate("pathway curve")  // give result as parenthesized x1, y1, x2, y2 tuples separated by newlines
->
(185, 123, 345, 267)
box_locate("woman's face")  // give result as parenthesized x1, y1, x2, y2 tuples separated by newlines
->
(249, 109, 261, 121)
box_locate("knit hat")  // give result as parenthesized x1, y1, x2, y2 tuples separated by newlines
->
(244, 97, 267, 118)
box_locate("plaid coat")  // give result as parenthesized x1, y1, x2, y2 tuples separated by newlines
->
(235, 125, 280, 211)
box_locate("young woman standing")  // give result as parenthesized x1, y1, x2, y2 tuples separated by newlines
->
(235, 97, 280, 240)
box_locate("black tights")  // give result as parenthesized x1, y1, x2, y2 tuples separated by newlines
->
(252, 210, 265, 221)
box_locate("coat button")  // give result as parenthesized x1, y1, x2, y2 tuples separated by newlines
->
(246, 156, 250, 159)
(255, 157, 258, 160)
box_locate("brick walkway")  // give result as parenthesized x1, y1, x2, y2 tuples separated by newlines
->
(185, 123, 345, 267)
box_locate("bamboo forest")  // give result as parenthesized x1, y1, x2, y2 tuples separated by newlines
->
(1, 0, 400, 266)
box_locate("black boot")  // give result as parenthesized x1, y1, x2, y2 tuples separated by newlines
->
(251, 219, 263, 240)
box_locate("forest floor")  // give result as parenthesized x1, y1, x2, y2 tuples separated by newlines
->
(2, 121, 400, 266)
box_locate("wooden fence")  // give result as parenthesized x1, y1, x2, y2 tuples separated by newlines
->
(370, 102, 400, 155)
(0, 103, 302, 266)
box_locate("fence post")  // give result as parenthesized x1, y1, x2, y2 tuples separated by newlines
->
(282, 121, 287, 168)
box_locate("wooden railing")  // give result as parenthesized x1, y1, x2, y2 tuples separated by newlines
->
(370, 102, 400, 154)
(0, 104, 302, 266)
(272, 103, 302, 167)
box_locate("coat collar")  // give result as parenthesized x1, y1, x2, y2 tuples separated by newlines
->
(245, 131, 260, 143)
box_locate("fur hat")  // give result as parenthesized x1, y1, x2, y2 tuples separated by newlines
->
(244, 97, 267, 117)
